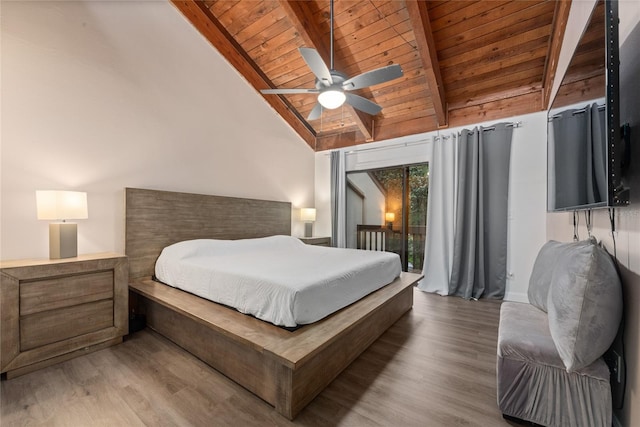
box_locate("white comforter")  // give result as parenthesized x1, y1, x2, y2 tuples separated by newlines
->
(154, 235, 401, 327)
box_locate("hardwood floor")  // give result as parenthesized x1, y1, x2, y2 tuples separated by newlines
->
(1, 289, 519, 426)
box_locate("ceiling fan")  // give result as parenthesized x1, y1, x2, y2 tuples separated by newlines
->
(261, 0, 403, 121)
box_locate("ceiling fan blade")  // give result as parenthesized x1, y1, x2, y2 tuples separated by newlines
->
(261, 88, 319, 94)
(342, 64, 403, 91)
(307, 103, 322, 121)
(299, 47, 333, 87)
(345, 93, 382, 116)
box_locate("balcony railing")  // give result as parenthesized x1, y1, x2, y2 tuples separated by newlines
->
(355, 224, 426, 272)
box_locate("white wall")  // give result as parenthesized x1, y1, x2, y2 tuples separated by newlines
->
(0, 0, 315, 260)
(347, 173, 386, 225)
(344, 173, 386, 249)
(315, 153, 332, 242)
(316, 111, 548, 302)
(345, 185, 363, 249)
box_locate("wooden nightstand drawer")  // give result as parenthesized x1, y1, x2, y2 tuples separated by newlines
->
(20, 270, 114, 316)
(20, 299, 114, 351)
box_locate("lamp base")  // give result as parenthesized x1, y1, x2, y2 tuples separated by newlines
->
(49, 222, 77, 259)
(304, 223, 313, 238)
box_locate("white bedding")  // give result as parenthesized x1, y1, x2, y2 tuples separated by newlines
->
(154, 235, 402, 327)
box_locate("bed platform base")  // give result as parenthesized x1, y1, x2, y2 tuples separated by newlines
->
(129, 272, 419, 419)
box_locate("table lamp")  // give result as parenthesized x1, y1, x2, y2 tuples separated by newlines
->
(36, 190, 88, 259)
(300, 208, 316, 238)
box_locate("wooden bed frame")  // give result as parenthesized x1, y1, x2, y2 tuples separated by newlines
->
(125, 188, 421, 419)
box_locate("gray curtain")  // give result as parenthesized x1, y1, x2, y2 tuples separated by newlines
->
(330, 150, 346, 248)
(449, 124, 513, 299)
(549, 103, 606, 209)
(551, 106, 590, 208)
(590, 103, 607, 202)
(418, 132, 457, 295)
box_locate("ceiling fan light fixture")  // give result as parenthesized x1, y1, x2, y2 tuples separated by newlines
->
(318, 89, 346, 109)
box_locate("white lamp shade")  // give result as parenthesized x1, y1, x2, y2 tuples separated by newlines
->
(36, 190, 88, 220)
(300, 208, 317, 222)
(318, 90, 346, 109)
(385, 212, 395, 222)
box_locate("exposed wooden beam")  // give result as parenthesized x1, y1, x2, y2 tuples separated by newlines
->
(348, 108, 374, 142)
(405, 0, 447, 127)
(542, 0, 572, 109)
(170, 0, 316, 149)
(278, 0, 374, 142)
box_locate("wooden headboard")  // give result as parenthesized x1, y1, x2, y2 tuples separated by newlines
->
(125, 188, 291, 279)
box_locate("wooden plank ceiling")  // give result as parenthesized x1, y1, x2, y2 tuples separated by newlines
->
(172, 0, 571, 151)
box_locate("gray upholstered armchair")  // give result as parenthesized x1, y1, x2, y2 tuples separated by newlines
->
(497, 239, 622, 426)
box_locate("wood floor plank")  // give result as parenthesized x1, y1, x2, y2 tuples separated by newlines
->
(1, 289, 519, 426)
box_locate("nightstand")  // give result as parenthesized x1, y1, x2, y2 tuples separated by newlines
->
(299, 237, 332, 247)
(0, 253, 128, 378)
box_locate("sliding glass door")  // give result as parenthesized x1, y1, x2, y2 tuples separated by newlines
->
(346, 164, 428, 272)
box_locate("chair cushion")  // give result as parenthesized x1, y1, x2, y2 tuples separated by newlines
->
(528, 240, 592, 312)
(528, 241, 565, 311)
(547, 241, 622, 372)
(498, 301, 566, 369)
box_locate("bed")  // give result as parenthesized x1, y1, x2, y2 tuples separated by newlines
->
(154, 235, 403, 327)
(126, 188, 422, 419)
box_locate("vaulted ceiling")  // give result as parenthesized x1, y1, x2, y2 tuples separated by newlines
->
(172, 0, 572, 151)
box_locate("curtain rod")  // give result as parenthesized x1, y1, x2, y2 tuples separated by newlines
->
(331, 121, 523, 154)
(482, 121, 522, 131)
(343, 138, 429, 155)
(550, 104, 606, 120)
(434, 121, 523, 139)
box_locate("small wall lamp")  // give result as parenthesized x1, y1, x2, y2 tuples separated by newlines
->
(36, 190, 88, 259)
(300, 208, 316, 238)
(385, 212, 395, 229)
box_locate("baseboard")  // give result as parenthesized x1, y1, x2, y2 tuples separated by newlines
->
(503, 291, 528, 303)
(613, 414, 622, 427)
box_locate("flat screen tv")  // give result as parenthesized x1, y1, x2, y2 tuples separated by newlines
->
(547, 0, 630, 212)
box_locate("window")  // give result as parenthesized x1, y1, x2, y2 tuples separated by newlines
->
(346, 163, 428, 272)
